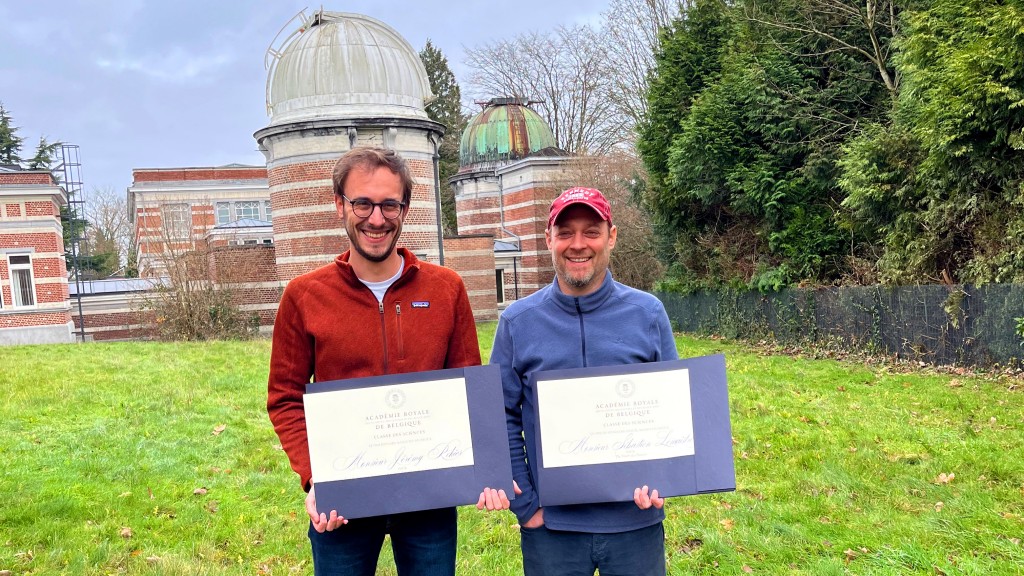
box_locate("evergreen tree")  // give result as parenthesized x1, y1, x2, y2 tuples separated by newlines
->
(0, 102, 25, 165)
(27, 136, 62, 171)
(420, 39, 467, 235)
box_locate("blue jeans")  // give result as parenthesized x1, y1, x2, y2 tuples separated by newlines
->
(520, 522, 666, 576)
(308, 507, 457, 576)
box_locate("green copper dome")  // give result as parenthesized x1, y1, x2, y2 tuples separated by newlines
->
(459, 98, 557, 169)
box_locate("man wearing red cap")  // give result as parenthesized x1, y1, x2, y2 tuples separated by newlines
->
(490, 187, 678, 575)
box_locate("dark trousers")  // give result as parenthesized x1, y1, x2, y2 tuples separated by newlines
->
(308, 507, 457, 576)
(520, 521, 666, 576)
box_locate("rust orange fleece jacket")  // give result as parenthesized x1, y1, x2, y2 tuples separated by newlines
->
(267, 248, 482, 490)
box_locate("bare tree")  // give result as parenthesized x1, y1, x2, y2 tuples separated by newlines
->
(600, 0, 687, 129)
(745, 0, 902, 97)
(141, 221, 263, 341)
(85, 186, 134, 276)
(552, 151, 664, 290)
(464, 25, 625, 154)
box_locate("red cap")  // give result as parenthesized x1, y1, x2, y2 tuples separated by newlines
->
(547, 187, 612, 229)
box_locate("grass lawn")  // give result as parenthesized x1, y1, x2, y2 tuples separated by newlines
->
(1, 326, 1021, 575)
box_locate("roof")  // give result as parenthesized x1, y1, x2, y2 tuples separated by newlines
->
(213, 218, 273, 229)
(494, 239, 521, 252)
(265, 11, 433, 125)
(459, 98, 558, 169)
(69, 277, 166, 296)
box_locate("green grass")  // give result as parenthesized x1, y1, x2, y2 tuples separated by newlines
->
(1, 329, 1021, 575)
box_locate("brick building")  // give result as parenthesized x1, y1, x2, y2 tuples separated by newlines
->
(127, 164, 271, 277)
(0, 166, 75, 344)
(452, 98, 572, 305)
(62, 11, 579, 342)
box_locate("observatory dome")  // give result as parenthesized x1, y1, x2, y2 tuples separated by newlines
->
(459, 98, 558, 170)
(266, 11, 433, 125)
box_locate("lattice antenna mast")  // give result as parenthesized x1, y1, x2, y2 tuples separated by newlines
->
(58, 143, 87, 341)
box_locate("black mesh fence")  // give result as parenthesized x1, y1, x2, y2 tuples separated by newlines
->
(657, 284, 1024, 367)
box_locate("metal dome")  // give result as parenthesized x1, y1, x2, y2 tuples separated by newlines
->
(265, 11, 434, 125)
(459, 98, 558, 169)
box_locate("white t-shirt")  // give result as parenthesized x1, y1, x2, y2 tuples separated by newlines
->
(358, 260, 404, 303)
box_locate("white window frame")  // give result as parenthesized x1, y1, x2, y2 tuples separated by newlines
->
(264, 200, 273, 221)
(8, 254, 37, 308)
(161, 203, 191, 240)
(215, 202, 231, 225)
(236, 200, 260, 220)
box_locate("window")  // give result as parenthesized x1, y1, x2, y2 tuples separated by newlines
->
(262, 238, 273, 245)
(216, 202, 231, 225)
(161, 203, 191, 240)
(236, 201, 260, 220)
(264, 200, 273, 221)
(495, 269, 505, 304)
(8, 254, 36, 307)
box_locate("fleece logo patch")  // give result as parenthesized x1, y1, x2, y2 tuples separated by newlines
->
(412, 301, 430, 309)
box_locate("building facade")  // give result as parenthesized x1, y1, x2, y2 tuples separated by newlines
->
(0, 167, 75, 344)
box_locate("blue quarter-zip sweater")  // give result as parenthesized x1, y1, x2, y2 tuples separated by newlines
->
(490, 269, 679, 533)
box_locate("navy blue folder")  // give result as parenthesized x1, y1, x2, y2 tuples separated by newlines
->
(304, 364, 514, 519)
(531, 354, 735, 506)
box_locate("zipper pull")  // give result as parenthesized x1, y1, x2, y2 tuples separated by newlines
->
(395, 303, 401, 315)
(379, 301, 384, 314)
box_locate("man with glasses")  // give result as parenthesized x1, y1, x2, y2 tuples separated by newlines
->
(490, 187, 678, 576)
(268, 147, 510, 575)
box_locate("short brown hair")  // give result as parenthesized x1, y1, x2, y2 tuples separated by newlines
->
(331, 147, 414, 206)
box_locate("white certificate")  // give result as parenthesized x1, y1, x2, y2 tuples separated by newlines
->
(536, 367, 695, 468)
(305, 377, 475, 481)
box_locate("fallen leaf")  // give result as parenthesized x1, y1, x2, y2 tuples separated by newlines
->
(148, 486, 154, 499)
(1, 570, 12, 576)
(836, 385, 846, 392)
(120, 527, 133, 539)
(935, 501, 944, 512)
(719, 518, 734, 531)
(720, 501, 733, 510)
(194, 487, 208, 495)
(844, 548, 857, 563)
(212, 424, 227, 436)
(678, 538, 702, 554)
(742, 565, 753, 573)
(146, 556, 161, 564)
(933, 566, 947, 576)
(273, 444, 284, 450)
(935, 473, 955, 485)
(822, 539, 833, 548)
(947, 379, 963, 388)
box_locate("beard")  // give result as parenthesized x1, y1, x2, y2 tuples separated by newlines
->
(346, 219, 402, 263)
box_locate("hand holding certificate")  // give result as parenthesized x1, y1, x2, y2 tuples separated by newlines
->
(531, 354, 735, 507)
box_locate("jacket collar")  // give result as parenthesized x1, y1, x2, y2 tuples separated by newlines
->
(547, 269, 614, 314)
(334, 247, 420, 288)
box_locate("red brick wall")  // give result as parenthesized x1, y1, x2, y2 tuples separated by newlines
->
(0, 173, 55, 185)
(0, 310, 71, 329)
(207, 244, 282, 329)
(443, 234, 497, 321)
(132, 167, 267, 182)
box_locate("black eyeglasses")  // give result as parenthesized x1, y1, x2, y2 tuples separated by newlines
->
(343, 196, 406, 220)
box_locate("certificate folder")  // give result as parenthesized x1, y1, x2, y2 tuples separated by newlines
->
(304, 364, 514, 519)
(531, 354, 735, 507)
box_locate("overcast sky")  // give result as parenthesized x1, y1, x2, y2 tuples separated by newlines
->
(0, 0, 608, 199)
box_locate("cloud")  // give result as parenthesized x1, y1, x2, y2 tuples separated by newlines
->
(95, 46, 236, 83)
